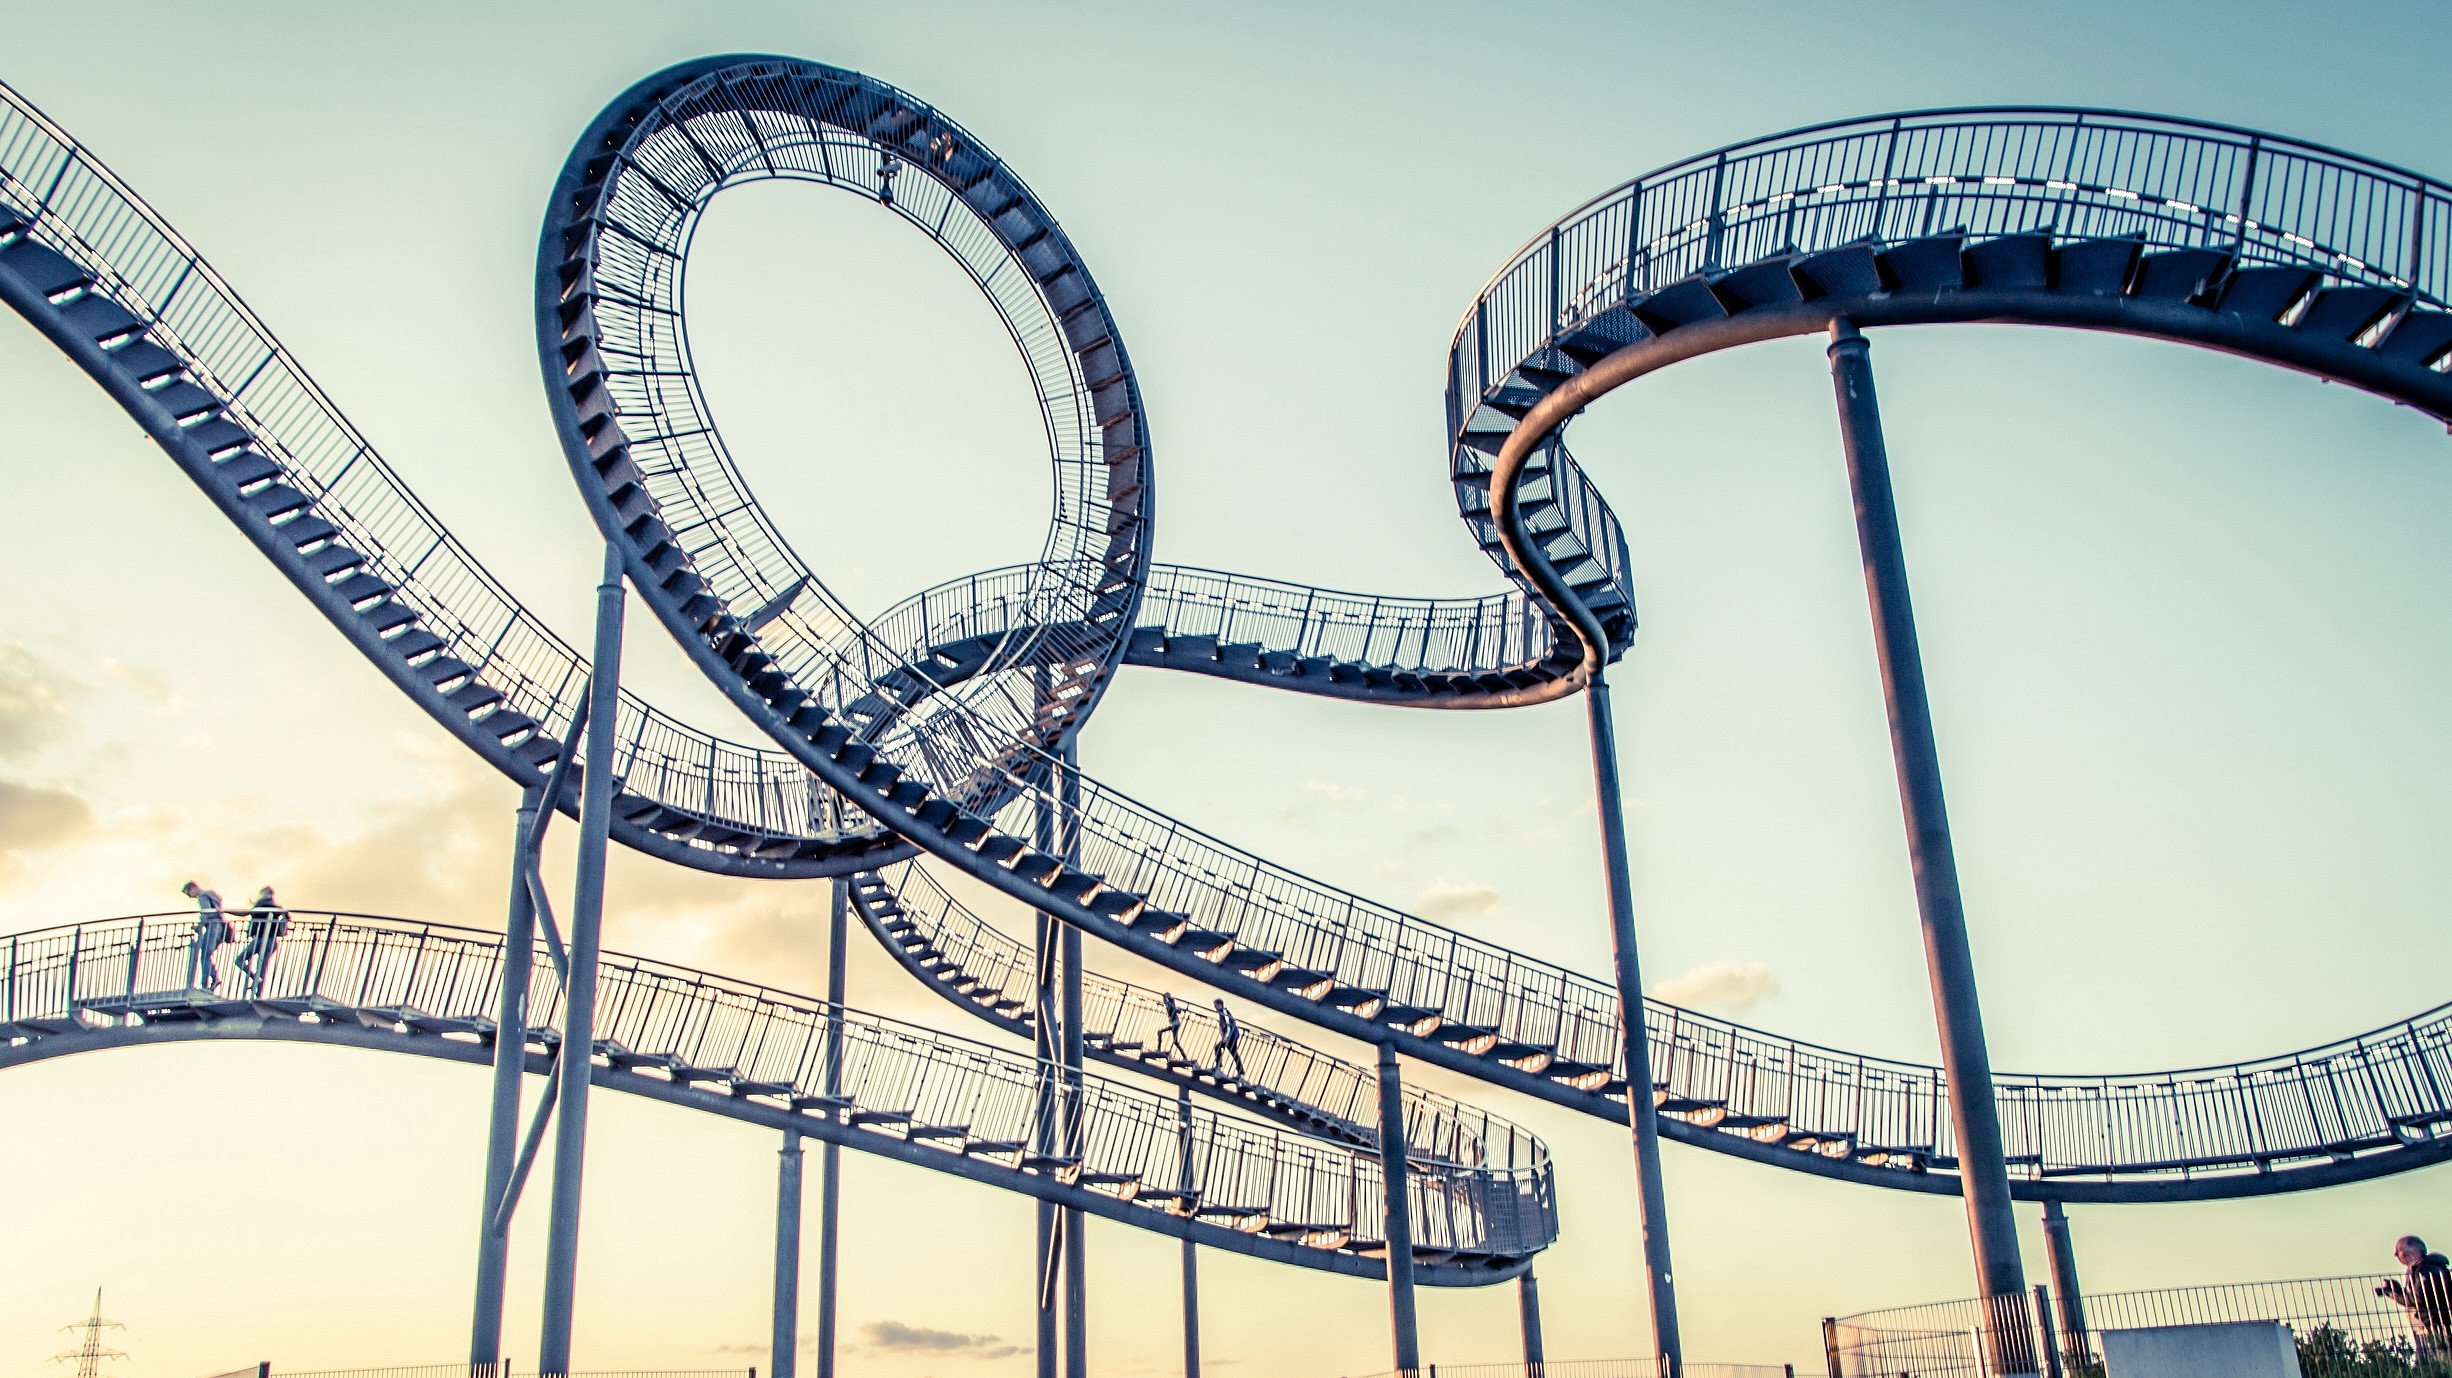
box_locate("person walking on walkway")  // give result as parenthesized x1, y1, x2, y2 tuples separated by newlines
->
(1209, 997, 1246, 1079)
(2380, 1234, 2452, 1363)
(235, 885, 290, 997)
(181, 881, 230, 991)
(1156, 992, 1189, 1062)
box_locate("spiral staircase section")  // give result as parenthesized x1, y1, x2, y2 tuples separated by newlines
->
(0, 55, 2448, 1214)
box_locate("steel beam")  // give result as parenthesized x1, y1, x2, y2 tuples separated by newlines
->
(1177, 1085, 1201, 1378)
(1034, 896, 1061, 1378)
(1519, 1268, 1545, 1372)
(815, 879, 846, 1378)
(539, 544, 628, 1375)
(470, 786, 543, 1368)
(1825, 320, 2032, 1374)
(773, 1129, 804, 1378)
(1377, 1043, 1421, 1374)
(2042, 1200, 2089, 1369)
(1584, 669, 1684, 1377)
(1059, 741, 1088, 1378)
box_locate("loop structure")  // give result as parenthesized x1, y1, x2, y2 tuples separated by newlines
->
(2, 56, 2450, 1232)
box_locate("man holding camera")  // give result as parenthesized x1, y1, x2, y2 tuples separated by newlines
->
(2379, 1234, 2452, 1363)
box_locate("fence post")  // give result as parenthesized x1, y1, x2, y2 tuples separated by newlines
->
(1822, 1316, 1844, 1378)
(2033, 1284, 2062, 1378)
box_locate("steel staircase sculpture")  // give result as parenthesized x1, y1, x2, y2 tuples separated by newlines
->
(4, 54, 2452, 1217)
(0, 911, 1551, 1281)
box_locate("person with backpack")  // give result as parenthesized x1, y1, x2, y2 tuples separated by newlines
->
(2379, 1234, 2452, 1362)
(234, 885, 290, 997)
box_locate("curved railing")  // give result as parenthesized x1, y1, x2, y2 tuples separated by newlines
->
(0, 75, 871, 872)
(1453, 106, 2452, 418)
(850, 862, 1552, 1172)
(0, 911, 1553, 1277)
(6, 61, 2451, 1207)
(872, 562, 1560, 694)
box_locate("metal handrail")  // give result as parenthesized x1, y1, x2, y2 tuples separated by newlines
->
(1452, 107, 2452, 417)
(860, 861, 1554, 1173)
(9, 62, 2452, 1203)
(0, 81, 848, 853)
(0, 910, 1556, 1262)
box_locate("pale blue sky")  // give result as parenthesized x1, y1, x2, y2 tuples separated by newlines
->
(4, 1, 2452, 1373)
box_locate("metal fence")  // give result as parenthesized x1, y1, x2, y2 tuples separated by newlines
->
(1347, 1363, 1796, 1378)
(262, 1366, 746, 1378)
(1828, 1274, 2442, 1377)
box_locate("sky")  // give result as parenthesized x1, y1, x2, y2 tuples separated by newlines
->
(5, 0, 2452, 1374)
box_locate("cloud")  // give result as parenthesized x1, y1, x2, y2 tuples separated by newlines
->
(1652, 959, 1780, 1016)
(863, 1319, 1025, 1358)
(0, 643, 73, 759)
(1298, 780, 1363, 806)
(0, 778, 95, 876)
(99, 656, 181, 713)
(1277, 779, 1365, 823)
(1417, 880, 1501, 922)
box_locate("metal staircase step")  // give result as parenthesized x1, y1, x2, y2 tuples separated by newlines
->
(2216, 265, 2320, 322)
(2378, 308, 2452, 366)
(2051, 235, 2142, 295)
(2292, 286, 2399, 342)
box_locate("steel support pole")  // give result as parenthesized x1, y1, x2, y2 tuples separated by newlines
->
(1176, 1085, 1200, 1378)
(1826, 320, 2031, 1374)
(470, 786, 544, 1370)
(1376, 1043, 1421, 1376)
(1584, 671, 1684, 1377)
(814, 879, 846, 1378)
(1519, 1268, 1546, 1374)
(1058, 741, 1087, 1378)
(538, 544, 627, 1376)
(2041, 1201, 2088, 1368)
(1034, 910, 1060, 1377)
(773, 1129, 804, 1378)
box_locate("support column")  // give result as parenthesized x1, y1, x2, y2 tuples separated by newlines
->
(1584, 671, 1683, 1377)
(1058, 741, 1087, 1378)
(814, 879, 847, 1378)
(1376, 1043, 1421, 1376)
(1519, 1269, 1546, 1374)
(2041, 1201, 2088, 1369)
(1176, 1086, 1200, 1378)
(1033, 890, 1061, 1378)
(539, 544, 627, 1375)
(1825, 320, 2031, 1374)
(471, 787, 544, 1370)
(773, 1130, 805, 1378)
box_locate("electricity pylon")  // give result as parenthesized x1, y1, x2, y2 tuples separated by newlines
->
(52, 1289, 129, 1378)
